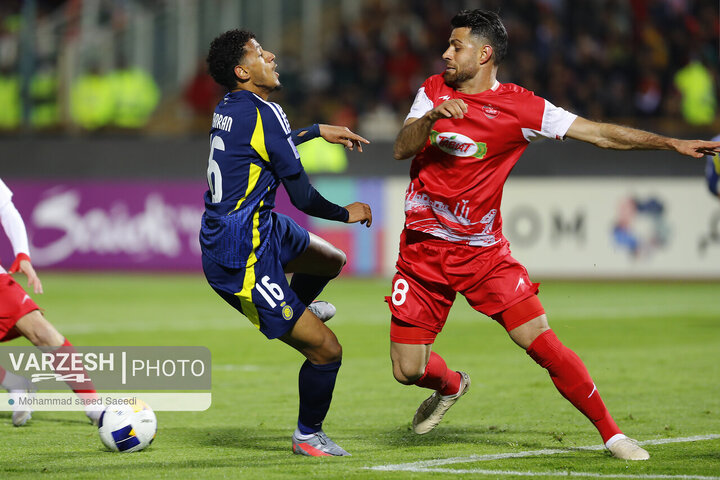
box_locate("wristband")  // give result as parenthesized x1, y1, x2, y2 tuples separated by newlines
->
(8, 252, 30, 273)
(291, 124, 321, 145)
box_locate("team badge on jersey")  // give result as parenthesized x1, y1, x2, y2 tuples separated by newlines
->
(282, 303, 294, 321)
(482, 104, 499, 119)
(430, 130, 487, 159)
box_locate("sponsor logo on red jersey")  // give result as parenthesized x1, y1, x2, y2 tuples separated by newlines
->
(430, 131, 488, 159)
(482, 104, 499, 119)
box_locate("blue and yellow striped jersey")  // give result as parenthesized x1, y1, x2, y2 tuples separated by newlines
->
(200, 90, 303, 268)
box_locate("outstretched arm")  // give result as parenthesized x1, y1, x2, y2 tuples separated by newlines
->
(291, 124, 370, 152)
(318, 125, 369, 152)
(566, 117, 720, 158)
(393, 99, 467, 160)
(0, 200, 43, 294)
(281, 170, 372, 227)
(263, 105, 372, 225)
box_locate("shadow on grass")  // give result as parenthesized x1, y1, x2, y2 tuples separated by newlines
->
(0, 411, 94, 427)
(376, 424, 576, 451)
(193, 425, 291, 453)
(1, 422, 312, 475)
(2, 426, 301, 475)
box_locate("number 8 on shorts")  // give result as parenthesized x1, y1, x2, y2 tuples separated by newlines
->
(392, 278, 409, 306)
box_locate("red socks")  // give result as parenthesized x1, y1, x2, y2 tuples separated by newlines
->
(52, 339, 99, 398)
(414, 351, 462, 396)
(527, 329, 621, 443)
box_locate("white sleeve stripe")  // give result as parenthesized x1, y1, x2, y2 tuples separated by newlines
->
(405, 87, 434, 122)
(267, 102, 291, 134)
(254, 94, 291, 134)
(522, 100, 577, 142)
(286, 137, 300, 159)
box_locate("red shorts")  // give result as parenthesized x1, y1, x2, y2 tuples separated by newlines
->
(0, 274, 40, 341)
(386, 229, 540, 340)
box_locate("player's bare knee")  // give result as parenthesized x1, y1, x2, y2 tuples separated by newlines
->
(310, 340, 342, 364)
(329, 248, 347, 277)
(325, 336, 343, 363)
(393, 370, 422, 385)
(326, 343, 343, 364)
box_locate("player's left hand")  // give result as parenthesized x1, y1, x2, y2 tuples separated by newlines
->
(9, 256, 44, 294)
(319, 125, 370, 152)
(672, 139, 720, 158)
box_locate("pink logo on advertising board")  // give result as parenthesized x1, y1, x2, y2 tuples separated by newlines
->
(0, 181, 303, 271)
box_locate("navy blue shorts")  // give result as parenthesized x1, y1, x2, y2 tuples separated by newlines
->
(202, 212, 310, 339)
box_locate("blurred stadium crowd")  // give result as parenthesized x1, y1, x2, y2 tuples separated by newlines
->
(0, 0, 717, 139)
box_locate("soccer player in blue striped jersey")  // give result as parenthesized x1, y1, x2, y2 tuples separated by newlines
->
(201, 30, 372, 457)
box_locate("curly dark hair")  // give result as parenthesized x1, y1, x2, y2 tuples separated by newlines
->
(451, 10, 508, 65)
(207, 29, 255, 91)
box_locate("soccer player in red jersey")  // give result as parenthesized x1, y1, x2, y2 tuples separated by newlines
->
(0, 179, 101, 426)
(389, 9, 720, 461)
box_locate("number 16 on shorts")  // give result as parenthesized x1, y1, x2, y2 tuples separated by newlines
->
(255, 275, 284, 308)
(255, 275, 295, 322)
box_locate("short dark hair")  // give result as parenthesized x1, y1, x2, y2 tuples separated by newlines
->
(451, 10, 508, 65)
(207, 29, 255, 91)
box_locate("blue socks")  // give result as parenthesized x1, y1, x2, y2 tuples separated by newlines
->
(297, 360, 341, 435)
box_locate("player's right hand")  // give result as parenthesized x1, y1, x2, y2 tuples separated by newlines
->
(319, 125, 370, 152)
(12, 258, 44, 294)
(344, 202, 372, 227)
(429, 99, 468, 121)
(671, 139, 720, 159)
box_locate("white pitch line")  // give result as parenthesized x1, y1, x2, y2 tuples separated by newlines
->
(401, 468, 720, 480)
(367, 434, 720, 472)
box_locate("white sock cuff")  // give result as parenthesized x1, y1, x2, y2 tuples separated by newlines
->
(1, 370, 29, 390)
(293, 428, 315, 441)
(605, 433, 627, 448)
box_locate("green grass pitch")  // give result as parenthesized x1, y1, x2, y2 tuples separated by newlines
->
(0, 274, 718, 479)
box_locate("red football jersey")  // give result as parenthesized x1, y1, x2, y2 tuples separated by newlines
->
(403, 74, 577, 246)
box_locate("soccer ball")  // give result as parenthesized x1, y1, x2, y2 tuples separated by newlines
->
(98, 399, 157, 452)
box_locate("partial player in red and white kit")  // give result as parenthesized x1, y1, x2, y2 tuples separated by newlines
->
(389, 9, 720, 461)
(0, 179, 101, 426)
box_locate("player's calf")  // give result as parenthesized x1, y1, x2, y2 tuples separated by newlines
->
(13, 310, 64, 347)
